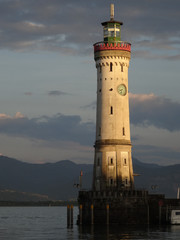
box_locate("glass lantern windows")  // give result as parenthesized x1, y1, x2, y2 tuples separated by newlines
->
(103, 23, 121, 42)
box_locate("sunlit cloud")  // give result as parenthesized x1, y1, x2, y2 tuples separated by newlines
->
(129, 93, 180, 131)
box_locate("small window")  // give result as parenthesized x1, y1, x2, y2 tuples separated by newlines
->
(124, 158, 127, 165)
(123, 127, 125, 136)
(99, 66, 102, 73)
(121, 64, 123, 72)
(97, 158, 100, 166)
(110, 178, 113, 185)
(108, 157, 113, 165)
(176, 212, 180, 216)
(99, 127, 101, 136)
(125, 178, 128, 185)
(110, 106, 113, 115)
(110, 62, 113, 72)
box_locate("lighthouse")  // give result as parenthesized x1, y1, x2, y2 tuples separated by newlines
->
(77, 4, 180, 226)
(92, 4, 134, 191)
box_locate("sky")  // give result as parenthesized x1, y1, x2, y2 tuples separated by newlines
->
(0, 0, 179, 165)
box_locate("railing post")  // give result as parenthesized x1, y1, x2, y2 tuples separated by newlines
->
(80, 204, 83, 225)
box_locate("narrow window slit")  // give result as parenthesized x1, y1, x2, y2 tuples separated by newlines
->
(110, 62, 113, 72)
(123, 127, 125, 136)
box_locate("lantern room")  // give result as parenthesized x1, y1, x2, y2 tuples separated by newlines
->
(101, 4, 123, 43)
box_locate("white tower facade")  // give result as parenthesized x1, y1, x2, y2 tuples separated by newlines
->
(92, 4, 134, 191)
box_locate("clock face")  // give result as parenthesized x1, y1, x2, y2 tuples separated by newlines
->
(117, 84, 127, 96)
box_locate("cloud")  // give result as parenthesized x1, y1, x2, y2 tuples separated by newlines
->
(24, 92, 33, 96)
(0, 112, 25, 119)
(129, 93, 180, 131)
(81, 101, 96, 110)
(0, 0, 179, 58)
(132, 144, 180, 166)
(0, 112, 95, 146)
(48, 90, 68, 96)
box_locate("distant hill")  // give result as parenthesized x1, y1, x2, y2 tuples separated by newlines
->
(0, 156, 93, 201)
(0, 189, 50, 202)
(133, 158, 180, 198)
(0, 156, 179, 200)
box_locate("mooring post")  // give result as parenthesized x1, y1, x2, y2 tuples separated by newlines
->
(71, 205, 73, 226)
(166, 205, 169, 223)
(147, 204, 149, 225)
(159, 205, 161, 225)
(91, 204, 94, 225)
(80, 204, 83, 225)
(67, 204, 70, 227)
(106, 204, 109, 225)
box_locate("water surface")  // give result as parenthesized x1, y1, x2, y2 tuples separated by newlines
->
(0, 207, 179, 239)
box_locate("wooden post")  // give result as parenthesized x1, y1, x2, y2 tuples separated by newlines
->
(166, 205, 168, 223)
(147, 204, 149, 225)
(80, 204, 83, 225)
(91, 204, 94, 225)
(106, 204, 109, 225)
(67, 204, 70, 227)
(71, 205, 73, 226)
(159, 205, 161, 225)
(158, 200, 163, 225)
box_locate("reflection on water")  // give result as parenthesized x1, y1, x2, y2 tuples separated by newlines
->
(76, 225, 180, 240)
(0, 207, 180, 239)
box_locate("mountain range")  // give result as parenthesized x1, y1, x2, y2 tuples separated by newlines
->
(0, 155, 179, 201)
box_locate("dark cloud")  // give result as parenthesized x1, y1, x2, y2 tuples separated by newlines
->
(0, 0, 179, 58)
(0, 113, 95, 146)
(81, 101, 96, 110)
(129, 93, 180, 131)
(24, 92, 33, 96)
(132, 144, 180, 166)
(48, 90, 68, 96)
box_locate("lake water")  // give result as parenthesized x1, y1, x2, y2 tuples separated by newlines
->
(0, 206, 180, 239)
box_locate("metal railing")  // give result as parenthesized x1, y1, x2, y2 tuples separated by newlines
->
(94, 41, 131, 52)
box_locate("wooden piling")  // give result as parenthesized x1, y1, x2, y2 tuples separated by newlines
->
(106, 204, 109, 225)
(159, 205, 161, 225)
(71, 205, 73, 226)
(67, 204, 70, 227)
(147, 204, 149, 225)
(91, 204, 94, 225)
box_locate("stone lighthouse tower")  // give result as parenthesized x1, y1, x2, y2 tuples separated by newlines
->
(92, 4, 134, 191)
(77, 4, 179, 226)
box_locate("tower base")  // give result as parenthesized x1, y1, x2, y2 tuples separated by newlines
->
(78, 190, 180, 225)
